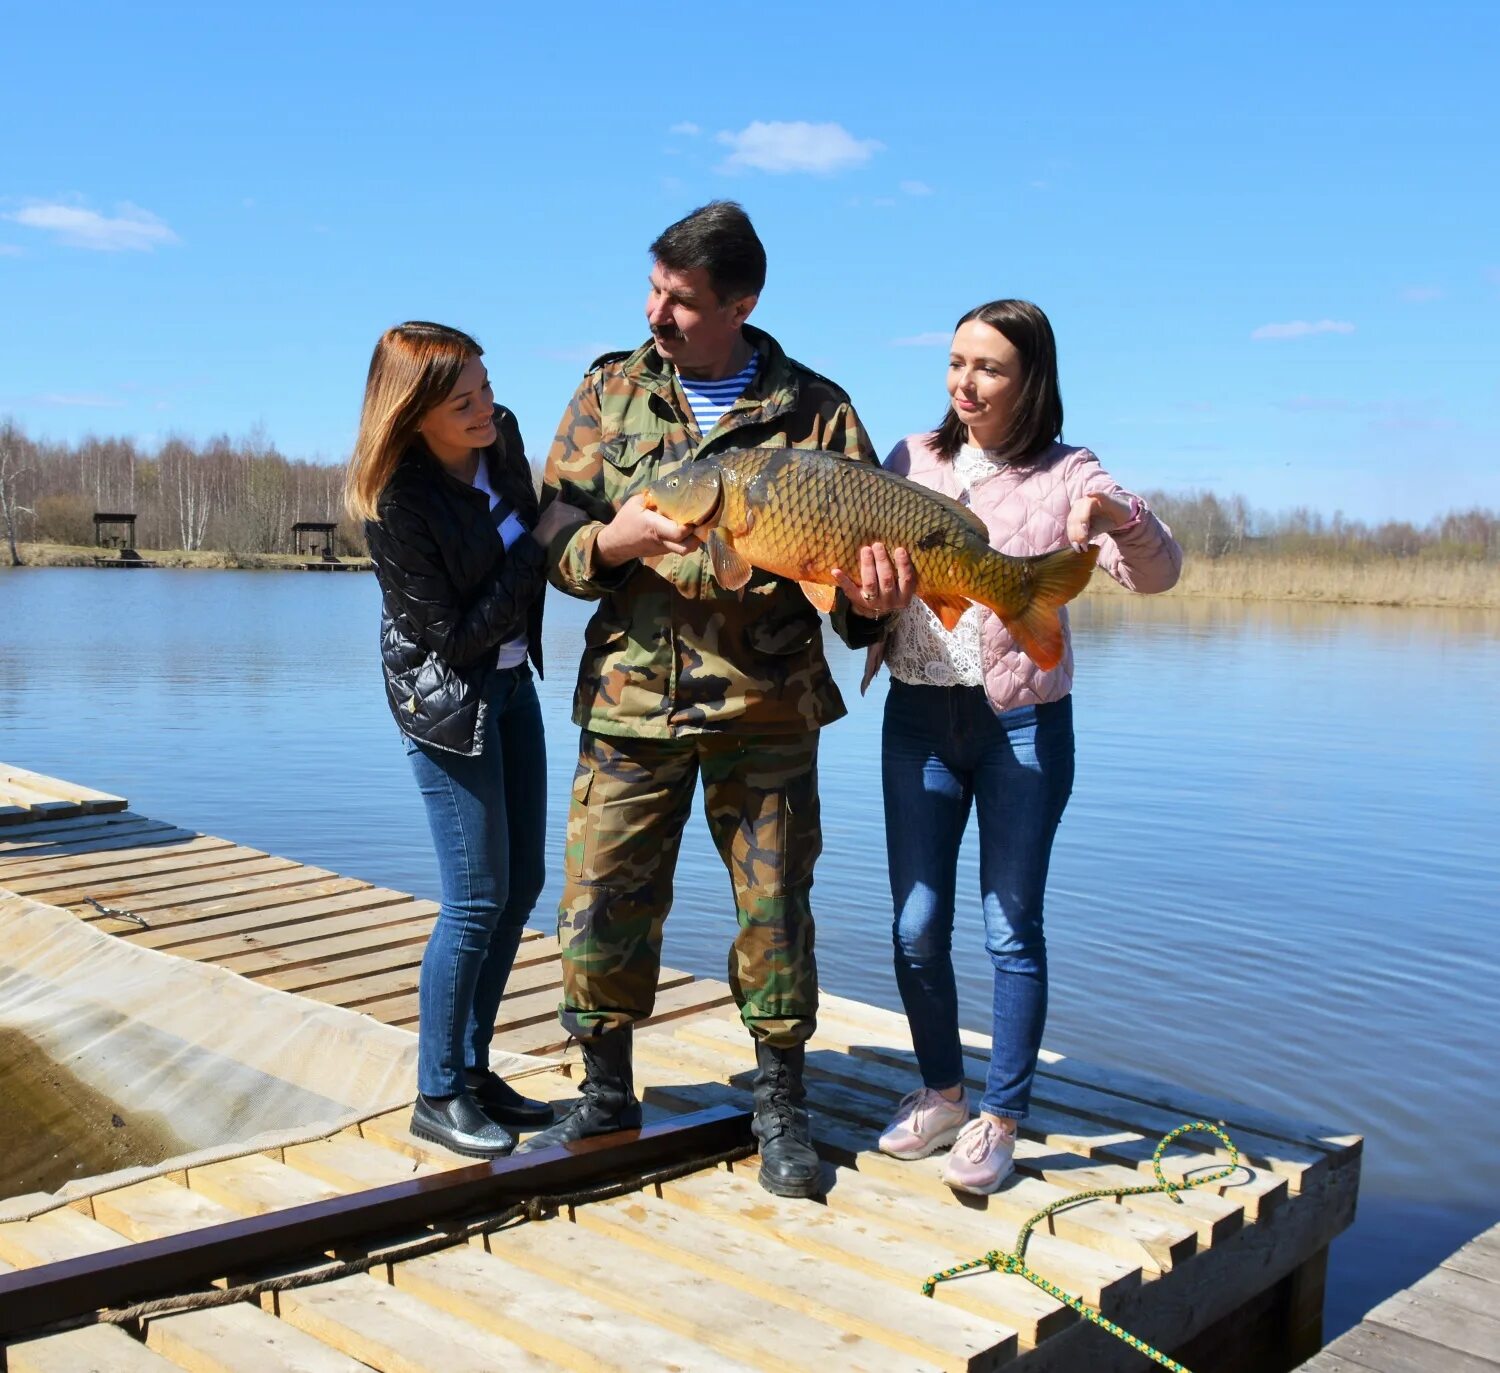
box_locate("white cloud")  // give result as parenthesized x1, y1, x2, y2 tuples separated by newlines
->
(716, 121, 882, 175)
(899, 179, 934, 196)
(890, 331, 951, 348)
(1250, 319, 1356, 341)
(5, 201, 179, 252)
(1400, 286, 1444, 303)
(668, 122, 701, 136)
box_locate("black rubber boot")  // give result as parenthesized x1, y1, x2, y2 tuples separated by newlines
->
(751, 1039, 823, 1198)
(409, 1092, 516, 1158)
(515, 1028, 642, 1152)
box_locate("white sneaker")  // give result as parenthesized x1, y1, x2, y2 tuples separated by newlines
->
(878, 1087, 970, 1160)
(940, 1116, 1017, 1195)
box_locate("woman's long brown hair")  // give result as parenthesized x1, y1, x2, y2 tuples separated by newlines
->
(345, 321, 483, 522)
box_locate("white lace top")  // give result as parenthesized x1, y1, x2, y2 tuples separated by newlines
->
(884, 444, 1005, 689)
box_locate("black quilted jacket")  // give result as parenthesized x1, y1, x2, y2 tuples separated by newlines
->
(365, 406, 546, 755)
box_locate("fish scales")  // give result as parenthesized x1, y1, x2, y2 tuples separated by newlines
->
(642, 447, 1097, 671)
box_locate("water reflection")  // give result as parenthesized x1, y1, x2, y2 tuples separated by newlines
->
(1, 568, 1496, 1332)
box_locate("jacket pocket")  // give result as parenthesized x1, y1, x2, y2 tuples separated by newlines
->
(598, 435, 664, 472)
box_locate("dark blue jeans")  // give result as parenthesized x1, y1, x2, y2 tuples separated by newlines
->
(882, 681, 1074, 1119)
(403, 665, 547, 1097)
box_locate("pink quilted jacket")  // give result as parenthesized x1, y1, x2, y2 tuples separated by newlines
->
(865, 432, 1182, 710)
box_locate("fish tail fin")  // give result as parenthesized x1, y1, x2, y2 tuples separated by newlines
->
(975, 546, 1098, 672)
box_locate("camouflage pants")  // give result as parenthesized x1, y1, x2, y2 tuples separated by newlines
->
(557, 728, 822, 1048)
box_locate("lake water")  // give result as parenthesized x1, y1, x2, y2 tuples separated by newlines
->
(1, 567, 1496, 1336)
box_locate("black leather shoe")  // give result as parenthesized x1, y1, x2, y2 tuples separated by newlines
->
(410, 1092, 516, 1158)
(516, 1028, 642, 1153)
(752, 1040, 824, 1199)
(463, 1068, 554, 1128)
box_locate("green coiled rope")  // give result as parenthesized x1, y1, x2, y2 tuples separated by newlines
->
(921, 1120, 1241, 1373)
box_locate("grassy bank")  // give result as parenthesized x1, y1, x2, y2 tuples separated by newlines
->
(4, 543, 371, 571)
(1085, 554, 1500, 609)
(5, 542, 1497, 609)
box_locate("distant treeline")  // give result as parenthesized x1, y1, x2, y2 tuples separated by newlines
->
(1140, 489, 1498, 564)
(1, 419, 1496, 566)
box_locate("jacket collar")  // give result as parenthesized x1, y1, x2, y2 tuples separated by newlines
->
(620, 323, 797, 432)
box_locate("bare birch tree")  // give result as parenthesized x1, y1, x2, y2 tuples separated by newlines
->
(0, 421, 34, 566)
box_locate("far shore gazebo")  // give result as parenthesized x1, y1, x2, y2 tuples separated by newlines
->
(292, 520, 338, 560)
(93, 513, 137, 552)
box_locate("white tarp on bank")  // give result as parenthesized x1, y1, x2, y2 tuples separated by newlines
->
(0, 892, 543, 1221)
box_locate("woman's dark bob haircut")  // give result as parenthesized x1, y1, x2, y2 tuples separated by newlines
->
(932, 299, 1063, 466)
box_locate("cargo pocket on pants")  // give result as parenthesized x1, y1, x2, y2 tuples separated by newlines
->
(564, 769, 593, 881)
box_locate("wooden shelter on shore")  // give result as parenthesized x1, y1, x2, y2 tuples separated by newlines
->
(0, 764, 1371, 1372)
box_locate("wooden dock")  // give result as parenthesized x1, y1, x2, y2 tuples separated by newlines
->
(0, 766, 1365, 1371)
(1296, 1223, 1499, 1373)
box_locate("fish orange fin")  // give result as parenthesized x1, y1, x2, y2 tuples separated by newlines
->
(798, 579, 838, 613)
(1001, 547, 1099, 671)
(920, 593, 970, 631)
(707, 532, 753, 592)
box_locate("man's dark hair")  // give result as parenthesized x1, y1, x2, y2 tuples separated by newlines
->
(932, 299, 1064, 466)
(650, 200, 766, 304)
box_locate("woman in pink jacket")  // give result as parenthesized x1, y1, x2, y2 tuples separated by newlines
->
(872, 299, 1181, 1194)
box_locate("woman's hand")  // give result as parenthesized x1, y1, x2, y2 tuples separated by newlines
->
(595, 492, 704, 567)
(532, 500, 589, 547)
(831, 543, 918, 617)
(1066, 492, 1135, 552)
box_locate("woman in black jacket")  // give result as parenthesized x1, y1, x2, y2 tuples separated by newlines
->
(347, 321, 583, 1157)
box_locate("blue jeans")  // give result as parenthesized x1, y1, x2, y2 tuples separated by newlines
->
(882, 682, 1074, 1119)
(403, 665, 547, 1097)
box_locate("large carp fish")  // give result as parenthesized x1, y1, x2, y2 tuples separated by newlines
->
(641, 447, 1097, 672)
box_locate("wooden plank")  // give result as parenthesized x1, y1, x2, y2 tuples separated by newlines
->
(156, 900, 440, 963)
(630, 1030, 1199, 1274)
(655, 1163, 1072, 1349)
(0, 766, 127, 812)
(213, 917, 439, 979)
(682, 1014, 1287, 1220)
(728, 1148, 1143, 1315)
(127, 889, 423, 951)
(1443, 1228, 1500, 1286)
(0, 829, 217, 878)
(1315, 1320, 1500, 1373)
(68, 863, 343, 916)
(36, 856, 304, 910)
(479, 1209, 937, 1371)
(7, 1324, 182, 1371)
(575, 1190, 1016, 1371)
(392, 1243, 764, 1372)
(0, 778, 81, 822)
(1364, 1277, 1500, 1365)
(817, 993, 1363, 1159)
(184, 1155, 342, 1217)
(811, 1006, 1329, 1194)
(0, 1190, 358, 1373)
(0, 838, 247, 892)
(127, 875, 372, 926)
(0, 815, 171, 854)
(275, 1272, 564, 1373)
(144, 1301, 371, 1373)
(279, 1137, 442, 1193)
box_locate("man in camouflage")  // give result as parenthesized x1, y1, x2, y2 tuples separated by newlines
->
(519, 201, 914, 1197)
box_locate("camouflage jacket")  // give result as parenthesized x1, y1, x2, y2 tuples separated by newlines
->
(543, 324, 885, 738)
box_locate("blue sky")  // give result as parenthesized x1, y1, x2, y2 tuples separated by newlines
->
(3, 1, 1496, 522)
